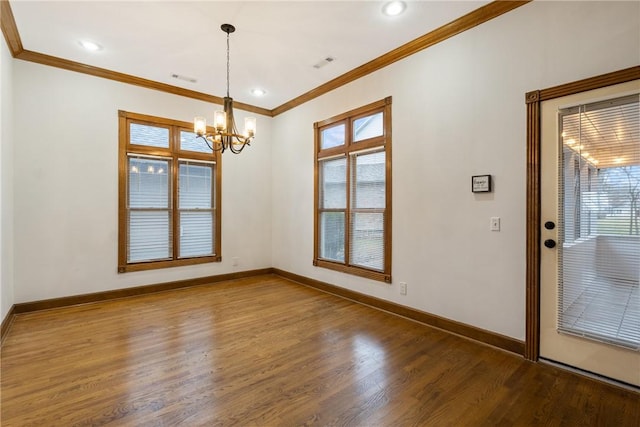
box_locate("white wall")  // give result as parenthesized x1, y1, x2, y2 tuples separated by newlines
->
(12, 62, 272, 303)
(1, 37, 15, 321)
(271, 1, 640, 340)
(6, 1, 640, 340)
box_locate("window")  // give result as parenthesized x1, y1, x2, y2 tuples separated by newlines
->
(313, 97, 392, 282)
(118, 111, 221, 273)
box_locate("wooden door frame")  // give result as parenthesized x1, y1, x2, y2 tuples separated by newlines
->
(524, 66, 640, 361)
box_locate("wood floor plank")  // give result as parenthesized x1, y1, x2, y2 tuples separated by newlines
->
(1, 274, 638, 426)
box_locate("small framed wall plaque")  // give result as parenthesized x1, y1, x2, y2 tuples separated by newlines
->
(472, 175, 492, 193)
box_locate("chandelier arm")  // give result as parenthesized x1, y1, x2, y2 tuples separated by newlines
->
(229, 142, 246, 154)
(197, 135, 223, 152)
(216, 131, 254, 145)
(230, 121, 249, 145)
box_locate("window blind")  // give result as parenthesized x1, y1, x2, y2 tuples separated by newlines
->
(130, 123, 169, 148)
(558, 94, 639, 350)
(178, 160, 215, 258)
(127, 155, 172, 262)
(350, 150, 385, 271)
(319, 157, 346, 262)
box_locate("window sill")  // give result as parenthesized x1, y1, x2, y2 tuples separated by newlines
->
(314, 259, 391, 283)
(118, 255, 221, 273)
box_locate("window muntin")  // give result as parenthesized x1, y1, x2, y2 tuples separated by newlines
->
(118, 111, 221, 273)
(314, 97, 392, 282)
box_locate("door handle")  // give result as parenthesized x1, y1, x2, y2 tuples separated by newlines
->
(544, 239, 556, 249)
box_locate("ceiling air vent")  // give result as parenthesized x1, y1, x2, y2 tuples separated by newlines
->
(313, 57, 335, 69)
(171, 73, 197, 83)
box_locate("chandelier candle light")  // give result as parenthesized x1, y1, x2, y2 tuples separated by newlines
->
(194, 24, 257, 154)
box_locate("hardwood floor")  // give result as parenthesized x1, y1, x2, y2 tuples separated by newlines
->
(1, 274, 638, 426)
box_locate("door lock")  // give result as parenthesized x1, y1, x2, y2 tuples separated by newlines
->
(544, 239, 556, 249)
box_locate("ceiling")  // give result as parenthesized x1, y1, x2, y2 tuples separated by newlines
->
(8, 0, 490, 111)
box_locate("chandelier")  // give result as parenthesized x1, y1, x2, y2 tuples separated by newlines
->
(194, 24, 256, 154)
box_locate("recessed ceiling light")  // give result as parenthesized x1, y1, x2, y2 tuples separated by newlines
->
(79, 40, 102, 52)
(382, 1, 406, 17)
(251, 88, 266, 97)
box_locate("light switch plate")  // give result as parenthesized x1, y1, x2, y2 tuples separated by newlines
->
(490, 217, 501, 231)
(399, 282, 407, 295)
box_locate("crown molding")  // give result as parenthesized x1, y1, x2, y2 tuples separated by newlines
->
(0, 0, 272, 117)
(271, 1, 531, 116)
(15, 49, 272, 116)
(1, 0, 23, 55)
(1, 0, 531, 117)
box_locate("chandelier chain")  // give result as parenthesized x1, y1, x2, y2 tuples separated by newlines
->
(226, 31, 230, 98)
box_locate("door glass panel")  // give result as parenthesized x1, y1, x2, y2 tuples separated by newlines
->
(558, 94, 640, 350)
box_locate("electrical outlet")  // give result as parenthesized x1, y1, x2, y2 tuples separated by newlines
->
(399, 282, 407, 295)
(490, 217, 501, 231)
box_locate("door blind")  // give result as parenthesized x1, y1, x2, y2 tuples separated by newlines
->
(558, 94, 640, 350)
